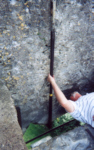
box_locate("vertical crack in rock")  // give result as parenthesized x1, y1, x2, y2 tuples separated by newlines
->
(0, 80, 27, 149)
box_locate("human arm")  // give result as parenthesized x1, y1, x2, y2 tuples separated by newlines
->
(47, 74, 75, 113)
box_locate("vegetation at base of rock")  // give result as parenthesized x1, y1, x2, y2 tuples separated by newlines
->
(51, 113, 84, 136)
(23, 123, 50, 149)
(23, 113, 85, 149)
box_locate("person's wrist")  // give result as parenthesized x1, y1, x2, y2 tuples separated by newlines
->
(51, 78, 55, 85)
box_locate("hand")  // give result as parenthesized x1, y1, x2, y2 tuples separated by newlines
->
(47, 74, 55, 83)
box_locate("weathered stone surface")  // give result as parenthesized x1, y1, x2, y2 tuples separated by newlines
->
(0, 0, 94, 128)
(32, 125, 94, 150)
(0, 80, 27, 150)
(31, 136, 52, 148)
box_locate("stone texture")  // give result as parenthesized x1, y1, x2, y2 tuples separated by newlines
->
(32, 125, 94, 150)
(0, 0, 94, 128)
(31, 136, 52, 148)
(0, 80, 27, 150)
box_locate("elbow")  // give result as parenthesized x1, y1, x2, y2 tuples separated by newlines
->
(60, 100, 68, 108)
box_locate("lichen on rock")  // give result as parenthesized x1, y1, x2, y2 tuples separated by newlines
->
(0, 0, 94, 129)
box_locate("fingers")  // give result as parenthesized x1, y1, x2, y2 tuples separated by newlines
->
(47, 74, 51, 82)
(47, 74, 55, 83)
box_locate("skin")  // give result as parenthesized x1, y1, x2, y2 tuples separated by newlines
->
(47, 74, 75, 113)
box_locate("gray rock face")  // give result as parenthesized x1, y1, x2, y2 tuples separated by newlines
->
(0, 80, 27, 150)
(31, 136, 52, 148)
(32, 125, 94, 150)
(0, 0, 94, 128)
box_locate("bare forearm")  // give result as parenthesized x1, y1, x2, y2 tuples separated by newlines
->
(51, 80, 68, 107)
(47, 74, 75, 112)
